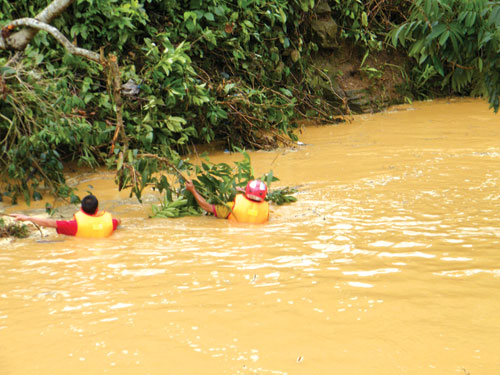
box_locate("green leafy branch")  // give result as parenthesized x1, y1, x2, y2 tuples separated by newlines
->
(149, 149, 297, 219)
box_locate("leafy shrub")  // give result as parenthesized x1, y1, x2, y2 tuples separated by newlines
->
(0, 0, 332, 204)
(388, 0, 500, 111)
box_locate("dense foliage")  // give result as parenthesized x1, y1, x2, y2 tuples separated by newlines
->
(330, 0, 409, 50)
(328, 0, 500, 111)
(0, 0, 499, 207)
(0, 0, 330, 205)
(388, 0, 500, 111)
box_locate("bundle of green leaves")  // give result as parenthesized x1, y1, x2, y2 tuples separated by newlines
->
(150, 149, 297, 218)
(0, 217, 30, 238)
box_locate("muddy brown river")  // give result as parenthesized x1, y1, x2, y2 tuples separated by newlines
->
(1, 98, 499, 374)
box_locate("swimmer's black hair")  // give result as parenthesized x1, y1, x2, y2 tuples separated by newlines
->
(81, 195, 98, 215)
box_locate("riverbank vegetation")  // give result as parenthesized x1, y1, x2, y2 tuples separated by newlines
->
(1, 0, 499, 207)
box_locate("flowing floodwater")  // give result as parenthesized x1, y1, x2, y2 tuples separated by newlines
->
(1, 98, 500, 375)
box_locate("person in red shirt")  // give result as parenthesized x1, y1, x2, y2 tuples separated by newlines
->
(9, 195, 121, 237)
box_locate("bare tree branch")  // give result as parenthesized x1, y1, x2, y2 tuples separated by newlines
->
(2, 0, 75, 50)
(108, 54, 129, 155)
(2, 18, 100, 63)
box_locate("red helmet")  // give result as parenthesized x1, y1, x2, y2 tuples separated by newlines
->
(245, 180, 267, 201)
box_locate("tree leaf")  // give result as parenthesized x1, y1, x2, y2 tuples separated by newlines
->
(204, 12, 214, 21)
(426, 23, 447, 42)
(438, 30, 450, 46)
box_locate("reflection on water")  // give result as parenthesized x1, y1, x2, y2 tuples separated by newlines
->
(1, 98, 500, 375)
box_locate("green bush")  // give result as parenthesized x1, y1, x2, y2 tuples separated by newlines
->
(0, 0, 332, 204)
(388, 0, 500, 111)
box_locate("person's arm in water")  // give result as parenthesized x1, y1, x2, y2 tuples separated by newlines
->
(9, 214, 57, 228)
(10, 214, 121, 228)
(185, 180, 214, 214)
